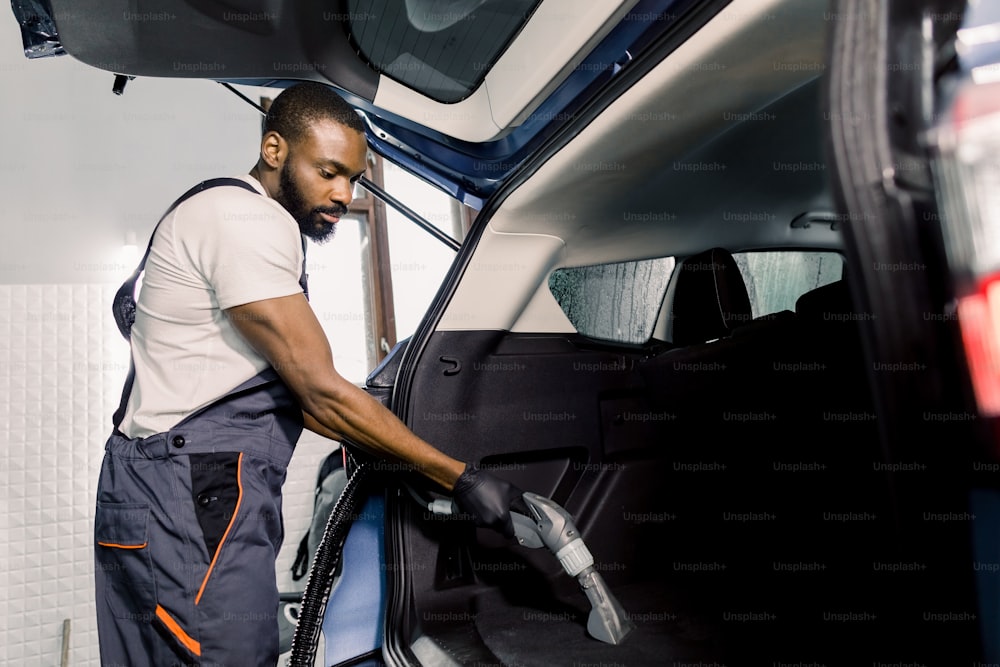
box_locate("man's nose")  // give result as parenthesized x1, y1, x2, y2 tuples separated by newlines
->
(331, 178, 353, 208)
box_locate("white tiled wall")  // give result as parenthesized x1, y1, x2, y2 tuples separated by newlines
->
(0, 284, 333, 666)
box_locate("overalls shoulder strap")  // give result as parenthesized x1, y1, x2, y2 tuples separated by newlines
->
(109, 178, 262, 434)
(112, 178, 259, 341)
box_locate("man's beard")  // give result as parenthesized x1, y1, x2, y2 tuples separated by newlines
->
(277, 160, 348, 245)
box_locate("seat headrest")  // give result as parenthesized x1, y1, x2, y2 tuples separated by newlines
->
(795, 279, 852, 322)
(670, 247, 753, 346)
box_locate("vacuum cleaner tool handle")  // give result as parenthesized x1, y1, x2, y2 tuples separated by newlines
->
(422, 485, 635, 645)
(511, 492, 595, 576)
(509, 492, 635, 645)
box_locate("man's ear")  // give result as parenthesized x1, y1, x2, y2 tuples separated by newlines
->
(260, 131, 285, 169)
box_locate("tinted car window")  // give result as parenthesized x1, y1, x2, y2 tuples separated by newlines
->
(548, 257, 675, 344)
(346, 0, 541, 102)
(734, 250, 844, 317)
(549, 251, 844, 345)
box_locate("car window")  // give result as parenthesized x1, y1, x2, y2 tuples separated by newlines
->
(548, 250, 844, 346)
(548, 257, 676, 344)
(345, 0, 541, 103)
(733, 250, 844, 317)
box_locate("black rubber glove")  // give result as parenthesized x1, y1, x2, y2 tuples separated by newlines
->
(452, 463, 526, 539)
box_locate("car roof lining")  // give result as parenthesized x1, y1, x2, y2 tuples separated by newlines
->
(489, 0, 837, 265)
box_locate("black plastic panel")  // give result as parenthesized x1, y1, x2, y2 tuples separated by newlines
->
(45, 0, 379, 99)
(401, 330, 650, 469)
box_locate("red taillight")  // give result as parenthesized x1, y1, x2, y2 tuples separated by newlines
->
(957, 274, 1000, 416)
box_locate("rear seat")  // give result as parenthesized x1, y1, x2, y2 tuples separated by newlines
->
(639, 247, 876, 453)
(792, 278, 871, 406)
(636, 250, 888, 617)
(787, 277, 882, 494)
(667, 246, 758, 345)
(638, 247, 800, 454)
(636, 248, 882, 543)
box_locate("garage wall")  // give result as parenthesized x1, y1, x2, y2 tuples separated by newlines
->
(0, 283, 331, 664)
(0, 21, 331, 667)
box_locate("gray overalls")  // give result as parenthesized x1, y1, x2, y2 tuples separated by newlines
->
(95, 179, 307, 666)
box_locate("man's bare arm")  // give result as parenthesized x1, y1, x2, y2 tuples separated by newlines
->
(226, 293, 465, 490)
(301, 410, 343, 442)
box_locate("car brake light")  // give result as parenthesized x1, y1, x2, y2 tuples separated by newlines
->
(931, 79, 1000, 417)
(956, 274, 1000, 415)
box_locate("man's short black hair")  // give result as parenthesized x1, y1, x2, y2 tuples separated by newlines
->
(264, 82, 365, 144)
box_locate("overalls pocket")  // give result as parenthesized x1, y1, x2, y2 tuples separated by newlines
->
(190, 451, 243, 605)
(95, 502, 157, 621)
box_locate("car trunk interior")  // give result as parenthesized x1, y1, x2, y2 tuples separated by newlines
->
(387, 316, 978, 664)
(381, 2, 979, 659)
(8, 0, 984, 663)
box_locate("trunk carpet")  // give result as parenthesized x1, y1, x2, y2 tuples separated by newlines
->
(472, 580, 722, 666)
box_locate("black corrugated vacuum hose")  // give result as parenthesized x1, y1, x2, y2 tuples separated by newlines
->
(288, 448, 374, 666)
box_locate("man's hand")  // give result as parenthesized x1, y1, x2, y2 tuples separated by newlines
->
(452, 464, 527, 539)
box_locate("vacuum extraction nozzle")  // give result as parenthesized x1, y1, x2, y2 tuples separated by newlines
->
(416, 483, 635, 645)
(511, 492, 635, 645)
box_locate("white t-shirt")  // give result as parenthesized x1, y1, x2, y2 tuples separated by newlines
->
(120, 175, 305, 438)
